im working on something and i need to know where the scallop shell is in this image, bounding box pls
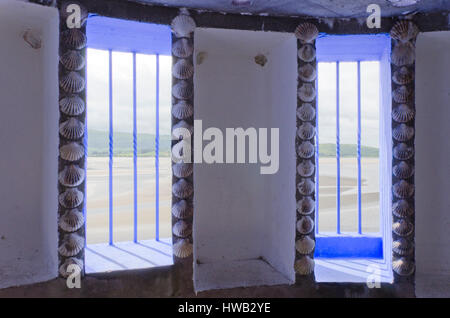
[297,122,316,140]
[59,188,84,208]
[196,51,207,65]
[296,196,315,215]
[59,164,85,187]
[294,256,314,275]
[173,100,193,120]
[60,50,85,71]
[173,220,192,238]
[172,199,193,219]
[393,238,413,256]
[392,42,415,66]
[298,44,316,62]
[393,161,414,179]
[393,180,414,199]
[393,124,414,142]
[60,95,85,116]
[59,257,84,278]
[296,216,314,234]
[393,200,414,218]
[393,143,414,160]
[392,67,414,85]
[59,118,85,140]
[297,179,315,196]
[173,59,194,80]
[393,257,415,276]
[392,104,415,123]
[390,21,419,43]
[173,238,193,258]
[23,29,41,49]
[60,71,85,93]
[392,85,412,104]
[297,103,316,121]
[61,29,87,50]
[298,64,317,82]
[296,236,315,254]
[171,140,191,163]
[298,83,316,102]
[59,208,84,232]
[297,141,315,159]
[172,120,193,140]
[294,23,319,43]
[254,54,268,67]
[60,142,84,162]
[171,14,196,38]
[172,80,193,100]
[393,219,414,237]
[173,179,193,199]
[172,38,194,58]
[297,160,315,177]
[173,162,193,178]
[58,233,84,257]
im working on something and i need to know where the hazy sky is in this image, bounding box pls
[318,61,380,148]
[87,49,380,148]
[87,48,173,136]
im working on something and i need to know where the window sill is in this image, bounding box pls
[85,238,173,274]
[315,257,393,283]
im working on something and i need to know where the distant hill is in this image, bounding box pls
[87,130,171,157]
[319,143,379,157]
[87,130,378,158]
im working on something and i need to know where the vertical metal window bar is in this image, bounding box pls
[315,74,319,234]
[336,61,341,234]
[317,61,368,236]
[133,52,138,243]
[106,52,162,245]
[155,54,160,242]
[357,61,362,235]
[84,83,89,248]
[108,49,114,245]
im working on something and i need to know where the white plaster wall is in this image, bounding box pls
[262,38,297,281]
[193,29,268,263]
[193,28,296,289]
[379,45,392,271]
[415,31,450,296]
[0,0,59,288]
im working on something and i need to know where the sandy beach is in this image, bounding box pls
[86,157,380,244]
[86,157,173,244]
[317,157,380,233]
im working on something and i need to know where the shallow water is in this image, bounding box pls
[85,157,380,244]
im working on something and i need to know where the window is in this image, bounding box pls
[84,16,173,273]
[316,61,381,238]
[313,35,393,283]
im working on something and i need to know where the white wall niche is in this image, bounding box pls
[415,31,450,297]
[193,28,297,292]
[0,0,59,289]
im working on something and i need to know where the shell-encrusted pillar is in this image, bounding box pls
[294,22,318,279]
[57,1,88,278]
[171,9,195,263]
[390,20,418,282]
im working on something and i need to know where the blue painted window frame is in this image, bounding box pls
[314,34,391,259]
[85,15,172,245]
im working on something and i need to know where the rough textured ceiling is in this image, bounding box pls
[130,0,449,18]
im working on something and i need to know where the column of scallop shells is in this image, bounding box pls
[171,9,195,262]
[294,22,318,277]
[390,20,418,281]
[57,2,88,278]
